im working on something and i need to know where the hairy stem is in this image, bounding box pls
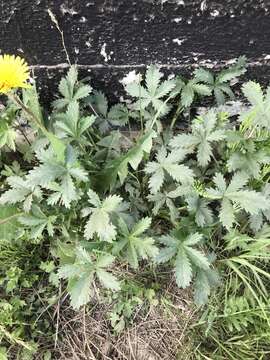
[8,93,46,133]
[170,103,184,130]
[0,212,23,225]
[8,93,66,162]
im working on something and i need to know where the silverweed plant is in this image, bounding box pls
[0,55,270,359]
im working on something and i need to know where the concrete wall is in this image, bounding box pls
[1,0,270,102]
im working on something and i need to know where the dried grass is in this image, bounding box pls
[53,278,196,360]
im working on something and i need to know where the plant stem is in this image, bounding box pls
[47,9,71,66]
[170,103,183,130]
[150,93,176,130]
[139,82,144,133]
[8,93,46,133]
[0,324,32,350]
[8,93,66,162]
[0,212,23,225]
[18,127,31,146]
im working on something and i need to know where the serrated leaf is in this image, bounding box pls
[192,57,246,105]
[18,205,56,239]
[84,209,116,242]
[186,195,213,227]
[156,245,177,263]
[96,130,156,191]
[102,195,122,213]
[68,274,93,309]
[148,167,164,193]
[227,150,269,179]
[0,123,16,151]
[175,246,192,288]
[131,217,152,237]
[249,185,270,232]
[206,172,268,229]
[156,79,176,98]
[125,65,175,118]
[185,247,209,270]
[58,247,119,309]
[212,173,227,193]
[242,82,263,106]
[108,104,129,126]
[83,192,122,242]
[73,85,92,101]
[240,81,270,129]
[217,57,246,84]
[146,65,163,95]
[53,65,82,110]
[181,84,194,107]
[165,163,194,184]
[194,68,214,84]
[192,84,211,96]
[96,269,120,290]
[96,254,115,268]
[157,231,210,289]
[229,191,268,215]
[226,172,249,193]
[184,232,203,246]
[170,111,225,167]
[27,148,87,208]
[55,101,95,142]
[214,88,226,105]
[0,176,42,212]
[66,66,78,90]
[126,82,147,98]
[23,81,44,123]
[145,146,193,194]
[114,217,158,269]
[58,78,70,100]
[194,268,219,306]
[169,133,198,149]
[87,189,101,207]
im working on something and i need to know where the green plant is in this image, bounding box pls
[1,58,270,358]
[58,247,120,309]
[113,217,158,269]
[204,172,268,229]
[54,101,96,144]
[108,281,158,333]
[194,56,247,105]
[88,90,129,133]
[157,230,210,288]
[52,66,92,111]
[125,64,176,117]
[82,190,123,242]
[170,110,226,167]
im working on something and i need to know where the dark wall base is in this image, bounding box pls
[1,0,270,102]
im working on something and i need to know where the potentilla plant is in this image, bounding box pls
[0,54,269,320]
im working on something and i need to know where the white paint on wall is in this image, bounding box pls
[173,17,182,23]
[120,70,142,86]
[173,38,186,46]
[85,40,91,48]
[161,0,184,4]
[60,4,78,16]
[100,43,113,62]
[210,10,220,17]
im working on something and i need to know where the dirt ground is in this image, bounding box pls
[55,279,196,360]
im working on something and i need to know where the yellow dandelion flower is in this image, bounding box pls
[0,54,31,93]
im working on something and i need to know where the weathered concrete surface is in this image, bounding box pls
[1,0,270,101]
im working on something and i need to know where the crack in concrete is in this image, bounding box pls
[30,59,270,71]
